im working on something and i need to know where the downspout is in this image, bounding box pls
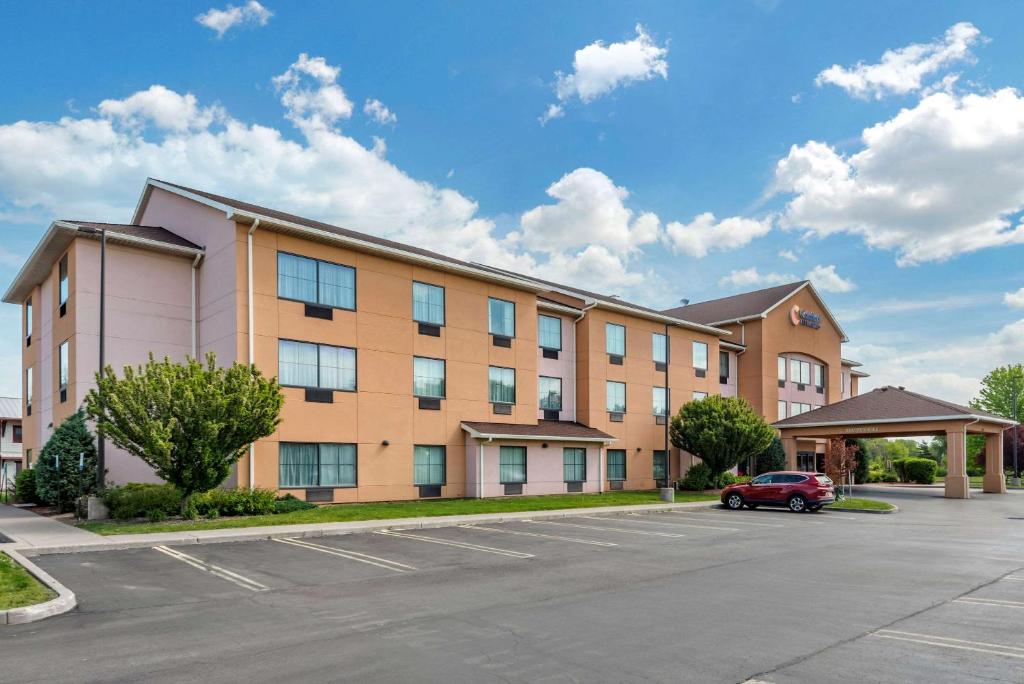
[246,219,260,490]
[572,302,597,423]
[664,322,670,484]
[190,254,202,358]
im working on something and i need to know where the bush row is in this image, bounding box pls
[100,483,316,521]
[892,457,938,485]
[677,463,738,491]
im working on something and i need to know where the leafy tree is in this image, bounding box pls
[35,410,98,511]
[670,395,774,479]
[970,364,1024,420]
[1004,426,1024,475]
[85,353,283,515]
[853,439,869,483]
[755,437,787,475]
[824,438,859,497]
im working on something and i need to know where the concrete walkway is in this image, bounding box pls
[1,500,720,556]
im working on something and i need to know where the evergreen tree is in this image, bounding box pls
[35,410,98,511]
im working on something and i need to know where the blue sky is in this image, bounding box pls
[1,0,1023,403]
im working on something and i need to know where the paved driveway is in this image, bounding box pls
[4,489,1024,683]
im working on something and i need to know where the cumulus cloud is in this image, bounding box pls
[805,264,855,293]
[196,0,272,38]
[838,294,988,322]
[778,249,799,262]
[773,88,1024,265]
[664,213,772,258]
[1005,287,1024,308]
[541,24,668,123]
[815,22,982,99]
[273,53,353,130]
[363,98,397,125]
[719,268,796,289]
[96,85,222,131]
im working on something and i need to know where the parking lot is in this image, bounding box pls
[5,488,1024,683]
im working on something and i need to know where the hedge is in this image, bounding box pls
[893,457,937,485]
[101,484,290,520]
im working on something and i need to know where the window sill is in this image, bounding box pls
[417,322,442,337]
[694,368,706,379]
[491,334,513,348]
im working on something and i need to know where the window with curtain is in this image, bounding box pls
[653,450,668,481]
[279,340,355,390]
[538,315,562,350]
[277,252,355,309]
[778,356,787,382]
[692,341,708,370]
[607,449,626,481]
[539,376,562,410]
[414,445,446,485]
[58,340,68,388]
[778,400,787,418]
[489,366,515,404]
[488,297,515,337]
[652,387,667,416]
[606,381,626,412]
[790,359,811,384]
[814,364,825,388]
[652,333,667,364]
[693,391,708,400]
[279,443,356,487]
[499,446,527,483]
[563,448,586,482]
[719,351,730,382]
[59,254,68,306]
[413,357,445,398]
[606,323,625,355]
[412,282,444,325]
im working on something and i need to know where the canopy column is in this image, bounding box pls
[983,431,1007,494]
[945,428,970,499]
[782,437,797,471]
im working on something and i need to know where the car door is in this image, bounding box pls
[746,474,777,502]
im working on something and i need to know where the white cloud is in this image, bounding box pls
[1005,287,1024,308]
[542,24,668,122]
[538,103,564,126]
[272,53,353,130]
[805,264,855,293]
[196,0,272,38]
[363,98,397,125]
[838,294,989,322]
[815,22,982,99]
[719,268,796,289]
[773,88,1024,265]
[97,85,222,131]
[778,249,798,262]
[664,213,772,258]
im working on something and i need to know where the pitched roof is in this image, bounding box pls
[0,397,20,419]
[461,420,616,442]
[63,222,202,250]
[773,386,1015,428]
[661,281,808,325]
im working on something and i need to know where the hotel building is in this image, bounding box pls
[4,179,864,502]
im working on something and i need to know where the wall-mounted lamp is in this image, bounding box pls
[381,440,390,446]
[541,443,549,449]
[636,447,642,452]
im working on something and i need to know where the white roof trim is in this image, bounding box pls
[774,414,1016,429]
[704,282,850,343]
[537,300,583,316]
[461,423,616,443]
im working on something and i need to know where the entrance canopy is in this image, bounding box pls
[773,386,1016,499]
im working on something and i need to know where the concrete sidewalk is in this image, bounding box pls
[3,500,720,556]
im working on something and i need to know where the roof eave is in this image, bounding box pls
[773,414,1017,429]
[460,423,617,443]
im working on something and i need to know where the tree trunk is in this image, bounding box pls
[180,492,191,518]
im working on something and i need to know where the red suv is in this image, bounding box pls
[721,471,835,513]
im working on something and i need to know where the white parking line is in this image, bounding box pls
[670,511,784,528]
[600,514,739,532]
[872,629,1024,659]
[955,597,1024,609]
[459,524,617,547]
[375,530,535,558]
[1000,575,1024,582]
[152,545,269,592]
[274,538,416,572]
[526,520,685,538]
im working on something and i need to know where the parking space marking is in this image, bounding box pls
[598,514,740,532]
[374,530,535,558]
[955,597,1024,609]
[152,545,269,592]
[526,520,685,538]
[459,524,617,547]
[273,538,416,572]
[872,629,1024,660]
[1000,575,1024,582]
[670,511,784,528]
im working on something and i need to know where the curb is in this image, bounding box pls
[828,504,899,515]
[1,549,76,625]
[16,500,719,556]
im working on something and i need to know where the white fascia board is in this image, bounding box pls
[773,414,1017,429]
[460,423,617,443]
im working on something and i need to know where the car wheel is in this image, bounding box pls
[788,495,807,513]
[725,493,744,510]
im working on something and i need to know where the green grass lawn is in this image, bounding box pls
[80,490,720,535]
[829,497,895,512]
[0,553,55,610]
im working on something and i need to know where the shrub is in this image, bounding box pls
[714,471,738,488]
[101,483,182,520]
[34,411,98,511]
[147,509,167,523]
[903,458,937,484]
[678,462,713,491]
[14,468,41,504]
[193,488,277,517]
[274,494,317,514]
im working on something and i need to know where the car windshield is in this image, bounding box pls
[815,475,833,485]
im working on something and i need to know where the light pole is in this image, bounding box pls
[77,226,106,490]
[1013,381,1020,487]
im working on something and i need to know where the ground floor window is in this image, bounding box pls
[797,451,822,473]
[279,443,357,487]
[500,446,527,483]
[563,448,586,482]
[413,445,446,485]
[607,449,626,481]
[653,450,668,481]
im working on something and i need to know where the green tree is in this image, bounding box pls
[670,395,774,479]
[34,410,98,511]
[755,437,787,475]
[84,353,283,515]
[970,364,1024,420]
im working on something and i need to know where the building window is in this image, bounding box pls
[12,425,22,444]
[719,351,730,383]
[58,254,69,310]
[279,443,356,488]
[413,357,445,398]
[653,450,668,481]
[607,449,626,481]
[652,333,667,364]
[778,400,787,418]
[606,381,626,413]
[538,315,562,350]
[412,282,445,325]
[790,359,811,385]
[791,402,812,416]
[25,367,32,412]
[279,340,356,391]
[652,387,667,416]
[539,376,562,411]
[277,252,355,310]
[841,372,846,393]
[814,364,825,389]
[25,449,32,468]
[25,297,31,341]
[499,446,527,484]
[563,448,586,482]
[58,340,69,398]
[488,297,515,337]
[692,341,708,370]
[414,445,446,486]
[693,391,708,401]
[778,357,787,384]
[606,323,626,356]
[489,366,515,404]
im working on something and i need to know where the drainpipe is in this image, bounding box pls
[664,322,670,484]
[246,219,260,490]
[190,254,202,358]
[571,302,597,423]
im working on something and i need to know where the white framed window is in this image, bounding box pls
[778,400,787,418]
[414,445,446,486]
[279,443,357,487]
[539,376,562,410]
[279,340,356,391]
[563,448,586,482]
[692,341,708,370]
[278,252,356,310]
[489,366,515,404]
[412,282,445,325]
[606,381,626,413]
[58,340,69,389]
[606,323,625,356]
[778,356,787,383]
[790,359,811,385]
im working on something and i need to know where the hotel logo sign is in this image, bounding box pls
[789,305,821,330]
